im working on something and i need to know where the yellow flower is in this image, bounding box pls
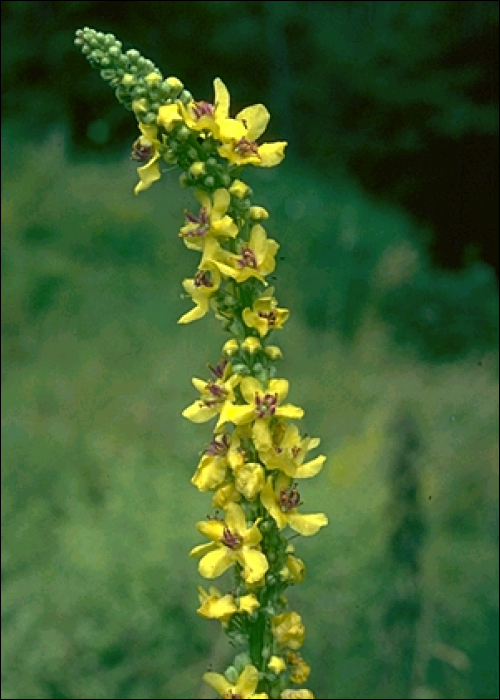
[201,225,279,285]
[218,377,304,448]
[268,655,286,675]
[271,611,305,650]
[284,652,311,684]
[234,461,265,500]
[190,502,269,584]
[229,179,251,199]
[131,122,163,194]
[261,474,328,536]
[242,294,289,337]
[180,77,230,138]
[178,266,222,324]
[212,481,241,509]
[203,664,268,699]
[259,422,326,479]
[281,690,314,699]
[191,432,245,492]
[179,189,239,252]
[182,371,241,425]
[215,90,287,168]
[280,553,306,584]
[197,586,259,622]
[197,585,238,622]
[157,102,184,131]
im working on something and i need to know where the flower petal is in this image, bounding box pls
[199,547,234,579]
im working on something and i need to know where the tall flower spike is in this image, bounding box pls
[75,29,328,699]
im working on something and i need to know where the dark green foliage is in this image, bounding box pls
[27,273,67,318]
[378,263,499,362]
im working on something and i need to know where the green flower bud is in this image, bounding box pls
[225,666,239,684]
[126,49,140,62]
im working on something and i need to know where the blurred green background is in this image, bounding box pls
[1,2,498,699]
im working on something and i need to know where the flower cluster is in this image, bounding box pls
[75,27,327,699]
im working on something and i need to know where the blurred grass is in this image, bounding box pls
[1,128,498,699]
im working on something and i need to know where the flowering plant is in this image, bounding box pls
[75,27,328,699]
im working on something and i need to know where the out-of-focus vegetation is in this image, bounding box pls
[2,2,499,699]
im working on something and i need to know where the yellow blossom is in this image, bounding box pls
[180,77,230,138]
[281,690,314,699]
[242,294,289,337]
[212,481,241,509]
[261,473,328,536]
[280,553,306,584]
[285,652,311,684]
[259,422,326,479]
[268,656,286,675]
[197,586,259,622]
[190,502,269,584]
[203,664,268,699]
[178,266,222,324]
[179,189,239,252]
[271,611,305,650]
[234,461,265,499]
[217,377,304,449]
[191,432,245,492]
[200,225,279,285]
[215,87,287,168]
[131,122,163,194]
[182,371,241,425]
[157,102,184,131]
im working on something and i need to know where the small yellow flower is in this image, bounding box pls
[197,585,238,622]
[261,473,328,536]
[216,93,287,168]
[268,655,286,675]
[280,553,306,584]
[281,690,314,699]
[271,611,305,650]
[203,664,268,699]
[178,266,222,324]
[234,461,265,500]
[201,225,279,285]
[179,189,239,252]
[157,102,184,131]
[242,294,289,337]
[191,432,244,492]
[259,422,326,479]
[180,77,230,138]
[190,502,269,584]
[285,652,311,684]
[182,371,241,425]
[197,586,259,622]
[212,481,241,509]
[131,122,163,194]
[217,377,304,448]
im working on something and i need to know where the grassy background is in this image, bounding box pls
[1,128,498,699]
